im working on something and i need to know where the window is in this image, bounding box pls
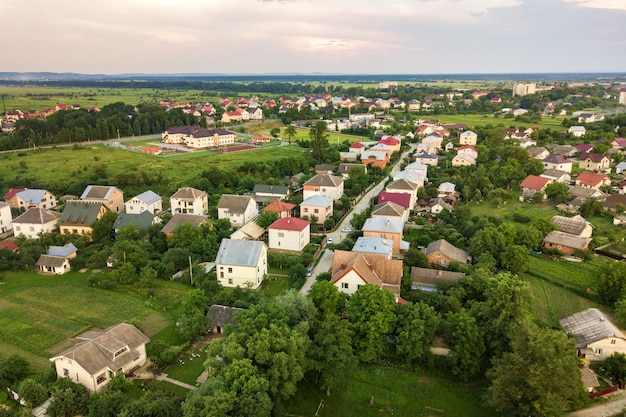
[15,226,20,231]
[114,347,128,358]
[220,272,224,278]
[595,348,603,355]
[341,282,349,289]
[314,209,319,214]
[228,267,233,273]
[278,232,284,238]
[63,368,69,377]
[96,372,107,384]
[228,278,233,285]
[441,259,447,265]
[611,339,616,344]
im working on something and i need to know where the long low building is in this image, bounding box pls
[162,126,237,149]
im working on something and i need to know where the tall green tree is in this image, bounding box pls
[395,302,440,363]
[284,125,296,144]
[309,121,329,162]
[446,309,485,381]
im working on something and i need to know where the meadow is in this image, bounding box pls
[435,113,567,131]
[0,270,189,372]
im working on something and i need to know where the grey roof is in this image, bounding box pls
[551,215,591,236]
[114,212,156,231]
[252,184,290,195]
[51,323,149,375]
[405,161,428,171]
[541,169,569,179]
[230,221,265,240]
[568,186,604,199]
[304,174,343,187]
[80,185,118,200]
[387,178,418,191]
[59,202,104,226]
[217,194,256,213]
[131,190,161,205]
[207,304,245,328]
[16,189,49,204]
[559,308,626,348]
[543,231,592,250]
[425,239,471,264]
[352,236,393,256]
[372,201,405,218]
[363,216,404,234]
[161,214,207,234]
[215,239,266,267]
[438,182,455,192]
[301,195,333,207]
[48,243,77,257]
[170,187,207,200]
[393,170,425,183]
[338,163,367,175]
[13,208,61,225]
[36,254,67,268]
[410,267,465,287]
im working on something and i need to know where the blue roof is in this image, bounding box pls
[363,216,404,234]
[48,243,77,258]
[301,195,333,207]
[16,189,47,204]
[352,237,393,255]
[132,190,161,205]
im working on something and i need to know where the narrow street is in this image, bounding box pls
[568,392,626,417]
[300,144,416,293]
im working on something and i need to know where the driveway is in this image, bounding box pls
[568,391,626,417]
[299,144,416,294]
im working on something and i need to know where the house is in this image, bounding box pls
[302,174,344,200]
[551,215,593,238]
[611,138,626,149]
[314,165,337,175]
[372,201,408,222]
[300,195,333,224]
[404,161,429,178]
[0,241,18,254]
[252,184,290,203]
[456,145,478,160]
[229,219,265,241]
[217,195,258,227]
[425,239,471,267]
[578,153,611,172]
[429,198,453,214]
[36,243,77,275]
[215,239,267,290]
[543,231,592,255]
[7,189,57,210]
[451,153,476,167]
[361,150,389,169]
[550,144,578,157]
[80,185,124,213]
[0,202,12,234]
[161,214,208,238]
[542,155,573,173]
[414,152,438,166]
[351,236,394,259]
[459,130,478,146]
[377,191,412,210]
[540,169,571,183]
[438,182,456,197]
[113,212,160,235]
[422,135,443,150]
[576,144,594,154]
[124,190,162,215]
[616,162,626,174]
[528,147,550,160]
[575,172,610,190]
[162,126,236,148]
[268,217,310,253]
[560,308,626,362]
[568,126,586,137]
[385,179,418,209]
[362,217,408,256]
[393,170,425,188]
[170,187,208,215]
[262,200,295,218]
[519,175,553,200]
[603,194,626,214]
[410,267,465,292]
[330,250,403,301]
[349,142,367,155]
[13,208,62,239]
[207,305,245,334]
[337,163,367,179]
[50,323,149,393]
[58,202,108,239]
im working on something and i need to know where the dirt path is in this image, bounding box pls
[568,391,626,417]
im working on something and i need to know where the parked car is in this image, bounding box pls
[306,267,313,277]
[327,237,333,244]
[341,227,352,233]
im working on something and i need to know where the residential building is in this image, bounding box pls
[330,250,403,301]
[80,185,124,213]
[551,215,593,238]
[361,150,389,169]
[429,198,453,214]
[414,152,438,166]
[543,231,592,255]
[377,191,412,210]
[459,130,478,146]
[268,217,310,253]
[542,155,573,173]
[0,202,12,234]
[372,201,408,222]
[393,170,425,188]
[262,200,295,218]
[385,178,418,209]
[451,153,476,167]
[577,153,611,172]
[519,175,552,200]
[161,214,208,238]
[217,195,258,227]
[124,190,162,215]
[215,239,267,290]
[162,126,236,148]
[300,195,333,224]
[528,147,550,160]
[207,305,245,334]
[362,217,408,256]
[512,82,537,96]
[560,308,626,362]
[170,187,208,215]
[410,267,465,292]
[425,239,471,267]
[36,243,77,275]
[59,202,108,239]
[540,169,571,183]
[50,323,150,393]
[575,172,610,190]
[113,212,160,235]
[404,161,428,178]
[302,174,344,200]
[252,184,290,204]
[568,126,586,137]
[337,163,367,179]
[13,208,61,239]
[7,189,57,210]
[351,236,394,259]
[603,194,626,214]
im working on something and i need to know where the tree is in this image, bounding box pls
[395,302,440,363]
[500,244,529,274]
[597,262,626,304]
[255,211,279,229]
[0,354,30,384]
[18,378,48,408]
[402,247,429,268]
[309,121,329,162]
[87,390,126,417]
[579,197,603,217]
[604,352,626,386]
[178,289,210,341]
[487,323,587,417]
[284,125,296,144]
[347,285,396,363]
[47,378,89,417]
[446,309,485,381]
[91,210,118,245]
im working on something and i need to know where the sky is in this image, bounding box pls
[3,0,626,75]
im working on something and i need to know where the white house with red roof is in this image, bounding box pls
[268,217,310,253]
[378,136,401,152]
[456,145,478,160]
[519,175,553,201]
[262,201,295,218]
[575,172,610,190]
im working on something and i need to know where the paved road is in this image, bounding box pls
[568,391,626,417]
[300,144,416,294]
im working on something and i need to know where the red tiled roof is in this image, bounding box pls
[349,142,366,149]
[377,191,411,208]
[3,188,25,201]
[0,241,19,253]
[576,144,594,152]
[519,175,551,190]
[379,137,400,146]
[263,201,296,213]
[576,171,608,187]
[268,217,310,231]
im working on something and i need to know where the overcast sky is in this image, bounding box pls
[4,0,625,75]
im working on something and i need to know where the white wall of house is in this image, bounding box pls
[125,198,162,215]
[584,338,626,362]
[269,228,310,252]
[218,200,258,227]
[171,197,207,215]
[303,183,344,201]
[0,203,12,234]
[217,252,267,290]
[13,220,57,239]
[334,270,367,296]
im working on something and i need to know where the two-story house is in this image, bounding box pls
[124,190,162,215]
[13,208,61,239]
[170,188,208,215]
[362,216,408,256]
[215,239,267,290]
[268,217,311,253]
[80,185,124,213]
[7,189,57,210]
[302,174,344,200]
[217,195,258,227]
[300,195,333,224]
[542,155,573,173]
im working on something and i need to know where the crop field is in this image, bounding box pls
[435,113,567,131]
[526,255,607,292]
[285,364,498,417]
[0,270,188,373]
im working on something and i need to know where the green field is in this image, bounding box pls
[284,364,498,417]
[0,270,188,372]
[435,113,567,131]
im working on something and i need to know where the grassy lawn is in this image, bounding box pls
[0,270,188,373]
[260,276,292,296]
[147,379,192,397]
[526,255,608,292]
[163,346,208,386]
[284,364,498,417]
[435,114,567,131]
